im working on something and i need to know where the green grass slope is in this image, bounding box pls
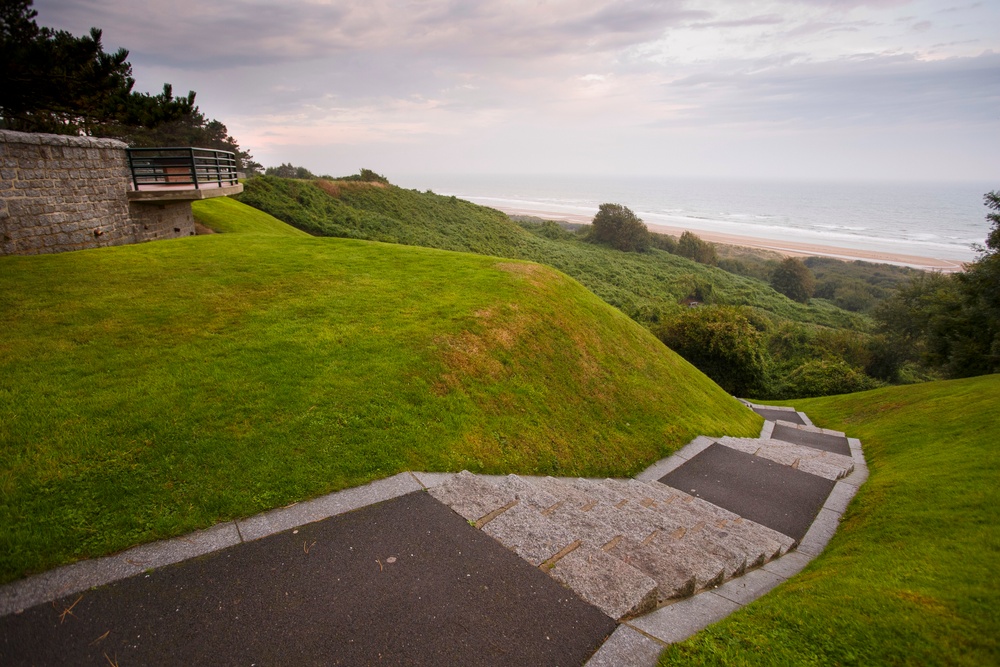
[192,196,309,236]
[0,218,761,583]
[660,375,1000,666]
[237,176,863,330]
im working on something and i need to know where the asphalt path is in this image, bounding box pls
[658,443,836,541]
[0,492,614,666]
[771,423,851,456]
[750,407,806,425]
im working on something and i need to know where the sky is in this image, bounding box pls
[34,0,1000,182]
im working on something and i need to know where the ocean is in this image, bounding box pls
[393,174,995,264]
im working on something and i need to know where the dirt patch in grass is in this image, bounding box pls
[435,302,531,391]
[315,180,388,199]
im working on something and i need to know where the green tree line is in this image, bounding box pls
[0,0,257,170]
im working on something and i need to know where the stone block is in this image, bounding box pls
[426,470,516,523]
[494,474,559,510]
[114,522,241,572]
[823,481,859,515]
[409,471,455,489]
[635,454,688,481]
[0,555,142,617]
[606,536,704,599]
[482,502,575,566]
[549,544,659,620]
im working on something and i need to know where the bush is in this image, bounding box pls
[865,334,906,383]
[780,359,882,398]
[338,168,390,184]
[654,306,771,397]
[265,163,315,179]
[590,203,651,252]
[676,231,718,265]
[517,218,575,241]
[650,232,678,253]
[771,257,815,303]
[833,280,877,312]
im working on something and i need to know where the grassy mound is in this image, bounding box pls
[0,204,761,583]
[192,196,309,236]
[237,176,863,330]
[660,374,1000,666]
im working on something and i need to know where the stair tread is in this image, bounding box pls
[548,544,659,621]
[720,437,854,480]
[427,470,515,523]
[481,501,575,566]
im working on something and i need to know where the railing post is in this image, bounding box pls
[189,147,199,189]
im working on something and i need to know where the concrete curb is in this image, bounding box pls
[588,415,867,666]
[634,435,715,481]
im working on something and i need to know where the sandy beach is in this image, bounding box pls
[498,205,966,273]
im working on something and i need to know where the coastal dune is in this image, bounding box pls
[498,205,965,273]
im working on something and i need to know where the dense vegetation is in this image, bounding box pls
[0,198,761,583]
[716,246,924,315]
[236,174,913,398]
[660,374,1000,666]
[873,191,1000,379]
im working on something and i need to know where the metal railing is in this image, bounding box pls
[126,147,239,190]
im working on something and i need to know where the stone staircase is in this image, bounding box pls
[429,470,796,620]
[428,414,857,623]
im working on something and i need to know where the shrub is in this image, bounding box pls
[650,232,678,253]
[771,257,815,303]
[590,203,651,253]
[265,163,315,179]
[833,280,877,312]
[339,168,390,184]
[676,231,718,265]
[654,306,772,397]
[780,359,882,398]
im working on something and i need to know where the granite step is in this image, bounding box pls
[547,544,659,620]
[428,471,801,620]
[768,421,852,457]
[606,479,796,558]
[426,470,516,524]
[519,476,767,574]
[561,478,768,574]
[413,472,661,621]
[480,501,575,566]
[719,436,855,480]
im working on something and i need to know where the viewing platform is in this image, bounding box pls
[126,147,243,202]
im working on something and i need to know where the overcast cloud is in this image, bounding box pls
[34,0,1000,181]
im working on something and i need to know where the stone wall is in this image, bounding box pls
[130,201,196,243]
[0,129,196,256]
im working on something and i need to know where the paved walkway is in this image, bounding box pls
[0,404,868,666]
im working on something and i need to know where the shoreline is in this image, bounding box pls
[498,205,966,273]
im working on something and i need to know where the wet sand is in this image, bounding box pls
[499,205,965,273]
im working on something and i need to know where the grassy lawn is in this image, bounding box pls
[659,374,1000,666]
[0,201,761,583]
